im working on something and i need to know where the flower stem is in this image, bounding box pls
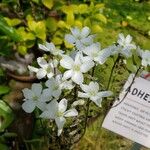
[112,65,141,108]
[106,55,120,90]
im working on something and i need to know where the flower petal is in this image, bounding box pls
[91,97,102,107]
[89,82,99,92]
[52,89,61,99]
[36,69,47,79]
[39,110,52,119]
[126,35,132,44]
[58,98,67,113]
[46,42,55,51]
[22,88,33,99]
[47,72,54,79]
[80,60,94,73]
[72,72,83,85]
[81,26,90,38]
[83,43,100,57]
[43,100,58,119]
[60,55,74,69]
[71,27,80,38]
[55,117,66,136]
[65,34,76,44]
[80,84,91,93]
[63,70,73,80]
[64,108,78,117]
[39,43,49,51]
[78,91,89,98]
[36,101,46,111]
[97,91,113,98]
[22,100,36,113]
[57,129,63,136]
[121,47,132,58]
[31,83,42,96]
[45,78,55,88]
[28,66,38,73]
[37,57,48,68]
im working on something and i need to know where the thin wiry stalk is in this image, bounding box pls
[106,55,120,90]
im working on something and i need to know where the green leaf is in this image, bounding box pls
[94,14,107,24]
[74,20,82,28]
[66,13,74,26]
[18,45,27,55]
[126,58,137,73]
[0,16,21,42]
[95,3,105,9]
[28,20,46,41]
[0,143,9,150]
[17,27,35,41]
[0,86,10,95]
[42,0,53,9]
[78,4,88,14]
[46,17,57,32]
[0,100,14,132]
[52,37,63,45]
[84,18,91,27]
[92,24,103,33]
[4,17,21,26]
[57,21,69,29]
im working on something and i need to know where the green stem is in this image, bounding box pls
[112,65,141,108]
[106,55,120,90]
[75,65,96,142]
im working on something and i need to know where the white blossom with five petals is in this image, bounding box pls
[40,99,78,136]
[60,53,94,84]
[43,77,62,99]
[39,42,64,56]
[78,81,113,107]
[28,57,57,79]
[65,26,94,50]
[137,47,150,67]
[116,33,136,57]
[82,43,109,64]
[22,83,50,113]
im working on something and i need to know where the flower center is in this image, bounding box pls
[89,91,96,96]
[33,95,38,101]
[53,85,59,91]
[92,52,98,58]
[56,111,63,117]
[73,64,80,72]
[46,66,51,73]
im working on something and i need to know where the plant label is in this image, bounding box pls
[102,74,150,148]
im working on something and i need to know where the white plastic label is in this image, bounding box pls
[102,74,150,148]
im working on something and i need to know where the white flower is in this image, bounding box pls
[43,77,62,99]
[28,57,57,79]
[60,53,94,84]
[39,42,64,56]
[116,33,136,57]
[141,50,150,66]
[22,83,49,113]
[104,44,132,58]
[78,81,113,107]
[40,99,78,136]
[65,26,94,50]
[56,74,75,90]
[137,47,150,67]
[82,43,109,64]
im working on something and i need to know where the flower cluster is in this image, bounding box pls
[22,26,150,136]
